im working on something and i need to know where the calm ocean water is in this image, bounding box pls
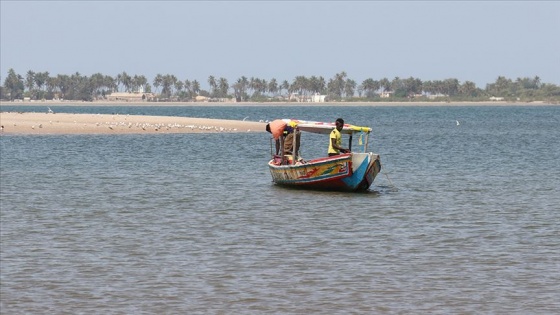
[1,105,559,314]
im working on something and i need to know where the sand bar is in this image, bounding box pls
[0,112,267,135]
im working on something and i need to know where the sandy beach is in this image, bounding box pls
[0,112,266,135]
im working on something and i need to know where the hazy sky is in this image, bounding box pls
[1,1,559,89]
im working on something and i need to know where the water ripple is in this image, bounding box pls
[1,106,559,313]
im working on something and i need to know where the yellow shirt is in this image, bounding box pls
[328,128,341,154]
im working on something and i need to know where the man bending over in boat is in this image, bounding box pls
[266,119,301,157]
[328,118,350,156]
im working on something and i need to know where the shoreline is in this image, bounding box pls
[0,112,266,135]
[1,100,556,107]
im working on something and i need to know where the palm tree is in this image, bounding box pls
[443,78,460,96]
[360,78,380,98]
[119,71,132,92]
[33,71,50,99]
[422,80,434,95]
[104,75,116,93]
[232,80,242,102]
[533,76,541,89]
[192,80,200,96]
[57,74,71,99]
[309,76,326,94]
[134,75,148,92]
[379,77,391,96]
[290,76,309,100]
[250,78,267,97]
[69,72,90,101]
[489,76,511,96]
[403,77,422,97]
[280,80,289,97]
[3,68,24,100]
[174,80,184,98]
[344,79,356,98]
[218,77,229,98]
[46,75,59,97]
[90,73,104,99]
[153,74,163,94]
[34,71,49,93]
[184,79,192,99]
[234,76,249,101]
[25,70,35,97]
[241,76,249,99]
[268,78,278,96]
[249,77,258,97]
[161,74,178,98]
[328,71,347,98]
[459,81,477,97]
[258,78,268,95]
[208,75,217,97]
[390,77,402,95]
[116,73,122,92]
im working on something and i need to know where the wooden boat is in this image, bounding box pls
[268,119,381,192]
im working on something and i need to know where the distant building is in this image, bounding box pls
[311,93,326,102]
[106,92,153,102]
[380,91,393,98]
[290,92,326,102]
[427,93,448,100]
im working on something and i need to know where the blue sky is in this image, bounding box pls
[1,1,559,89]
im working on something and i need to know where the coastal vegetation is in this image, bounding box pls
[2,69,559,103]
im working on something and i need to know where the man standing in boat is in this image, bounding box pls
[266,119,300,157]
[328,118,350,156]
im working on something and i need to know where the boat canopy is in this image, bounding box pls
[281,119,372,135]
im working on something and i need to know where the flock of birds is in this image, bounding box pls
[19,121,243,132]
[100,120,240,132]
[11,110,246,133]
[99,114,245,132]
[20,121,244,132]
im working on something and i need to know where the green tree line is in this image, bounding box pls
[2,69,559,103]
